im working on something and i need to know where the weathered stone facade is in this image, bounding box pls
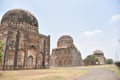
[93,50,106,65]
[0,9,50,70]
[51,35,83,67]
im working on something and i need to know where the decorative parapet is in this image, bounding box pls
[1,21,38,34]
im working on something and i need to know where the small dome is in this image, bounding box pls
[57,35,74,48]
[1,9,38,27]
[93,50,104,55]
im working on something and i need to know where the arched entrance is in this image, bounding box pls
[27,46,36,69]
[68,59,72,66]
[58,60,62,67]
[17,49,25,69]
[64,60,67,66]
[45,55,49,66]
[27,56,33,69]
[37,53,42,68]
[7,49,15,69]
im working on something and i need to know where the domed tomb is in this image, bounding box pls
[1,9,38,32]
[93,49,106,65]
[0,9,50,70]
[57,35,74,48]
[93,50,104,56]
[51,35,83,67]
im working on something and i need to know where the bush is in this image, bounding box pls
[84,55,99,65]
[106,59,113,64]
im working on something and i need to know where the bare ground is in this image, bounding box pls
[76,68,120,80]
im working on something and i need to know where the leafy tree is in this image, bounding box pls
[95,58,99,62]
[85,55,98,62]
[84,55,99,65]
[106,59,113,64]
[0,40,3,62]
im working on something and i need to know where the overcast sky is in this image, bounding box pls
[0,0,120,61]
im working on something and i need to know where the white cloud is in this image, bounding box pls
[83,30,102,37]
[109,14,120,24]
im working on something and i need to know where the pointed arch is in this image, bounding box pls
[27,55,33,69]
[27,45,37,68]
[58,60,62,67]
[37,53,42,66]
[28,45,36,57]
[45,55,49,65]
[17,49,25,66]
[68,59,72,65]
[7,49,15,66]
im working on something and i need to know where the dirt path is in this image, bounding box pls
[76,68,120,80]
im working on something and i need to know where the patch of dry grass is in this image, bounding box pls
[0,67,87,80]
[80,64,120,78]
[101,64,120,78]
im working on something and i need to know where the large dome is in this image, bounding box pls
[1,9,38,27]
[93,50,104,55]
[57,35,74,48]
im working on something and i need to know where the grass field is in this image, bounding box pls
[0,64,119,80]
[0,67,87,80]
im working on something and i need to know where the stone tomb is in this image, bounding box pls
[93,50,106,65]
[51,35,83,67]
[0,9,50,70]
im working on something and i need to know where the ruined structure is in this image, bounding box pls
[93,50,106,65]
[0,9,50,70]
[51,35,83,67]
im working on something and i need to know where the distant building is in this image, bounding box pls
[93,50,106,65]
[51,35,83,67]
[0,9,50,70]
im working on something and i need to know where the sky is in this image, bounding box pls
[0,0,120,61]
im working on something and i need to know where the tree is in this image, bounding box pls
[106,59,113,64]
[85,55,98,62]
[84,55,99,65]
[0,40,3,62]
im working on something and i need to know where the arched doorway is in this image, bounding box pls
[27,46,36,69]
[45,55,49,66]
[64,60,67,66]
[17,49,25,69]
[7,49,15,69]
[68,59,72,66]
[37,53,42,68]
[58,60,62,67]
[27,56,33,69]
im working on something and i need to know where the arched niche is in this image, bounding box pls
[45,55,49,65]
[27,45,36,68]
[58,60,62,67]
[37,53,42,66]
[7,49,15,66]
[68,59,72,65]
[17,49,25,66]
[27,55,33,68]
[64,60,67,66]
[28,46,36,58]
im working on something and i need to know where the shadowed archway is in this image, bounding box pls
[58,60,62,67]
[7,49,15,69]
[27,46,36,69]
[27,56,33,69]
[17,49,25,69]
